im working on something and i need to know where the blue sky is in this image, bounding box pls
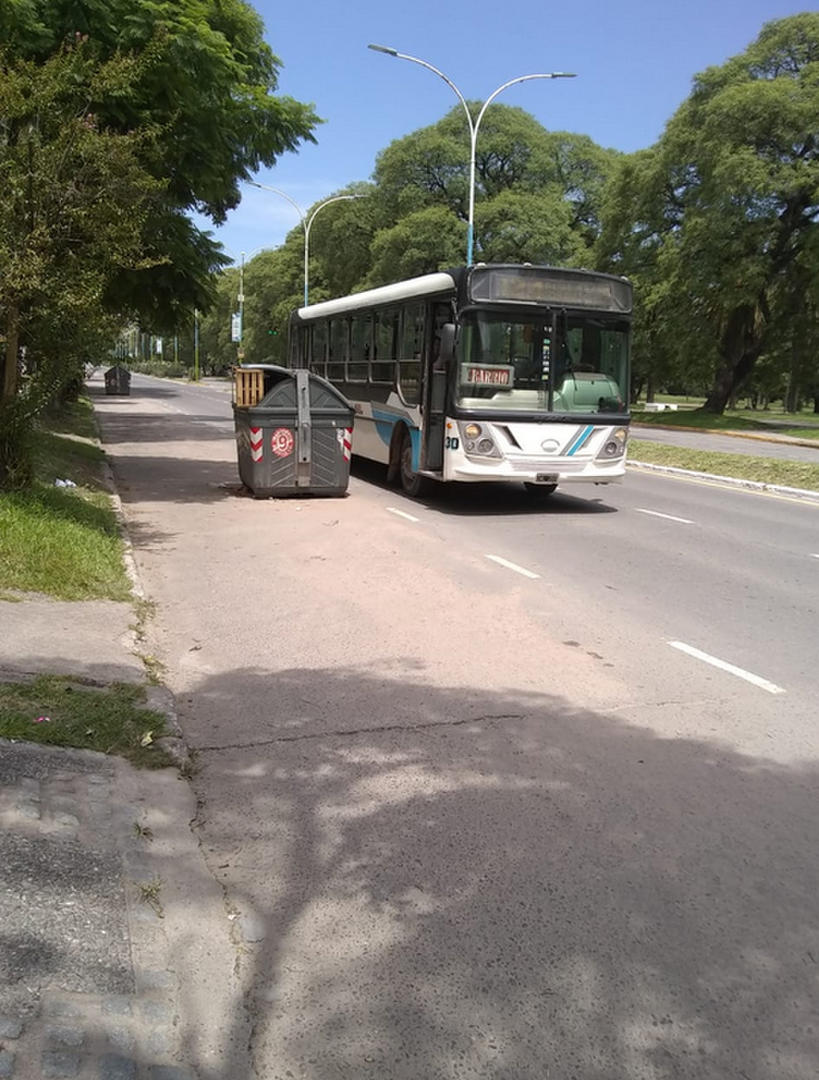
[205,0,807,263]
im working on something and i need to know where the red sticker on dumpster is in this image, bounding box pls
[271,428,295,458]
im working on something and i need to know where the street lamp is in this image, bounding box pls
[368,44,576,265]
[236,247,264,362]
[247,182,364,305]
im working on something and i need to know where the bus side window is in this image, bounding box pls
[398,302,424,405]
[312,322,328,377]
[372,309,397,385]
[348,314,370,382]
[327,317,347,383]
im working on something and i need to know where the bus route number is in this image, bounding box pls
[446,436,460,450]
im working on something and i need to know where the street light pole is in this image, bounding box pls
[248,182,363,305]
[368,45,576,265]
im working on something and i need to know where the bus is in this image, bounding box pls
[288,263,632,497]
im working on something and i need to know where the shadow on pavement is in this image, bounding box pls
[351,458,620,516]
[170,663,819,1080]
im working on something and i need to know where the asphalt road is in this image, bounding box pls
[94,374,819,1080]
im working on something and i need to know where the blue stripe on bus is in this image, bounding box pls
[372,409,397,448]
[372,409,420,470]
[566,425,595,456]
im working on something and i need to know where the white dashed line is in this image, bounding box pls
[811,553,819,559]
[485,555,540,580]
[668,641,786,695]
[386,507,420,523]
[635,508,695,525]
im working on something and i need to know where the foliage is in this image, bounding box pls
[0,41,162,486]
[0,1,319,488]
[600,13,819,413]
[373,105,617,264]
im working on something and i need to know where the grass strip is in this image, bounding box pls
[632,409,819,441]
[629,439,819,492]
[0,399,131,600]
[0,675,174,768]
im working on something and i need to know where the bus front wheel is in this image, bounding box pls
[399,427,430,498]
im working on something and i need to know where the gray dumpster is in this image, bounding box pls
[233,366,354,497]
[104,365,131,395]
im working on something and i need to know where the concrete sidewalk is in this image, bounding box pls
[0,598,238,1079]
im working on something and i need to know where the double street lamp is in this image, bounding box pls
[368,45,576,265]
[248,181,363,306]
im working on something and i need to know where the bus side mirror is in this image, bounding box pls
[438,323,456,365]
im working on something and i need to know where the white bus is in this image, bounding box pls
[289,263,632,497]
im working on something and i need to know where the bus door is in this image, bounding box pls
[421,302,453,472]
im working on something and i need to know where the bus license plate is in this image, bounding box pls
[535,473,558,483]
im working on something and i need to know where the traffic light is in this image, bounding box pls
[267,327,279,336]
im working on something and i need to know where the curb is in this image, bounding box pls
[95,432,194,773]
[631,422,819,450]
[627,459,819,503]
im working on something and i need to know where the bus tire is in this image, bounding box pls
[399,426,430,498]
[524,482,558,498]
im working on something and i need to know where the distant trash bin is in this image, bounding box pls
[232,365,354,497]
[104,365,131,395]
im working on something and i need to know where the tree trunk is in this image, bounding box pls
[2,301,20,404]
[701,303,763,414]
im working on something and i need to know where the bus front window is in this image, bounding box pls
[456,314,551,411]
[456,312,628,414]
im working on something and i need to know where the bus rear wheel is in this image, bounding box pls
[524,482,558,498]
[399,427,430,498]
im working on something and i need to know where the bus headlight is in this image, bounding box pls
[458,421,502,458]
[596,427,627,459]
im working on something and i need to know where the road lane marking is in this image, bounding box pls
[635,508,695,524]
[486,554,540,579]
[811,553,819,559]
[668,641,786,695]
[386,507,420,523]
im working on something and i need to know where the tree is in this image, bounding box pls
[0,43,161,487]
[599,13,819,413]
[366,207,465,287]
[0,1,319,486]
[3,0,320,328]
[373,105,615,267]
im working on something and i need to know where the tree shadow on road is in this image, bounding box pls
[170,663,819,1080]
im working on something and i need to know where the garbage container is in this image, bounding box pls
[104,365,131,395]
[233,365,354,497]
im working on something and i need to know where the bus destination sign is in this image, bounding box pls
[463,366,512,386]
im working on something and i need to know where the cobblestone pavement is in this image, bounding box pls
[0,739,233,1080]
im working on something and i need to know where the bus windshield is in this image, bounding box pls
[456,311,629,415]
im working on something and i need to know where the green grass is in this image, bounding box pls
[0,401,131,600]
[0,675,174,768]
[629,439,819,491]
[632,398,819,440]
[630,409,819,438]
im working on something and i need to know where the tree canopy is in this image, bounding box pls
[0,0,319,487]
[599,12,819,412]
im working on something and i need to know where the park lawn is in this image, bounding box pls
[629,439,819,491]
[0,398,131,600]
[632,403,819,441]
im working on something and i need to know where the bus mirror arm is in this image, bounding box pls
[438,323,457,366]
